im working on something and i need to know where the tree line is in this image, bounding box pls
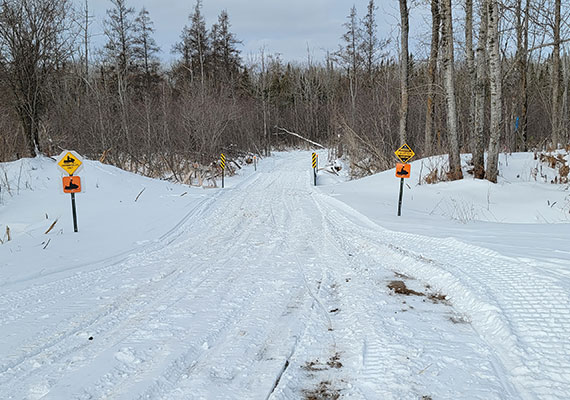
[0,0,568,182]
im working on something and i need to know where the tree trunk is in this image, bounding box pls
[552,0,562,149]
[424,0,440,156]
[399,0,409,145]
[515,0,529,151]
[19,108,40,157]
[486,0,502,182]
[473,0,488,179]
[465,0,476,156]
[441,0,462,180]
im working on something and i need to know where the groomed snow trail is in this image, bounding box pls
[0,152,567,399]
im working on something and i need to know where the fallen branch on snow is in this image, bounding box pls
[274,127,325,149]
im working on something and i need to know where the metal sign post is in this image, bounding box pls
[312,153,318,186]
[397,177,405,217]
[71,192,78,232]
[220,153,226,188]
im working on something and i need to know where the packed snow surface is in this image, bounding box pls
[0,151,569,399]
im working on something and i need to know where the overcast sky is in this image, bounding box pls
[84,0,428,65]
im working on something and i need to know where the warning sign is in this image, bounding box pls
[57,150,83,175]
[395,163,411,178]
[220,153,226,170]
[312,152,317,169]
[394,144,415,164]
[62,176,81,193]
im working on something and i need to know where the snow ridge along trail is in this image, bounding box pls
[0,151,568,399]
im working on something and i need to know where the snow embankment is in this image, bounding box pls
[0,157,217,286]
[320,151,570,263]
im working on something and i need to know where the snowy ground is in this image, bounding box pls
[0,151,569,399]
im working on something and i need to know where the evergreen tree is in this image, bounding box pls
[337,5,363,122]
[338,5,363,75]
[210,9,242,83]
[133,7,160,87]
[360,0,383,80]
[103,0,136,77]
[174,0,209,85]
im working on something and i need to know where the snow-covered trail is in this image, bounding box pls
[0,152,568,399]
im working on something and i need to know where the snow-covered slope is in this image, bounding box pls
[0,157,227,285]
[321,152,570,263]
[0,151,568,399]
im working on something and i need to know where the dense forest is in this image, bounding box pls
[0,0,569,182]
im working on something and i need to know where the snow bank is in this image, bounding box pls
[0,156,214,286]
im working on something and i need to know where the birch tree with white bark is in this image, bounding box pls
[485,0,502,182]
[441,0,463,180]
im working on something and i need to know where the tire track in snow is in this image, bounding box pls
[0,172,272,399]
[317,191,568,399]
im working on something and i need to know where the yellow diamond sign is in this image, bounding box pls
[395,143,415,164]
[57,150,83,175]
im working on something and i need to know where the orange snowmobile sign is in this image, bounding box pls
[395,163,411,178]
[62,176,82,193]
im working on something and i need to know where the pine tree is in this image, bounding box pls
[338,5,363,76]
[210,9,242,83]
[103,0,135,77]
[133,7,160,88]
[338,5,363,123]
[360,0,386,81]
[174,0,209,86]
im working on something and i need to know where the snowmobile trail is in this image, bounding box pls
[0,151,568,399]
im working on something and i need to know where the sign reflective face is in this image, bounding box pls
[62,176,82,193]
[395,163,411,178]
[394,144,415,164]
[57,151,83,175]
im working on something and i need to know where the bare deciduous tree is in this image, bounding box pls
[473,0,489,179]
[486,0,502,182]
[399,0,409,145]
[0,0,74,156]
[425,0,440,156]
[441,0,462,180]
[552,0,562,148]
[465,0,476,155]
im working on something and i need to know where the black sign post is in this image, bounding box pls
[71,191,78,232]
[397,177,404,217]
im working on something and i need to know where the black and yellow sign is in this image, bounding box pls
[394,144,415,164]
[220,153,226,170]
[395,163,411,178]
[312,152,317,169]
[56,150,83,175]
